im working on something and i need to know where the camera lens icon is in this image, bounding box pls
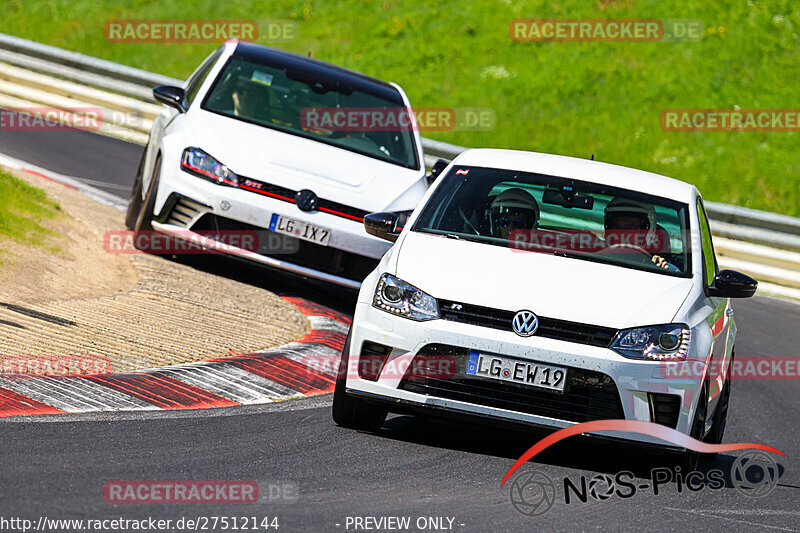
[588,473,615,501]
[731,450,780,498]
[509,470,556,517]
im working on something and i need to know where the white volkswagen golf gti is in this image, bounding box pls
[333,148,757,466]
[126,40,428,289]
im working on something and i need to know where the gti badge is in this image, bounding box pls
[295,189,319,212]
[512,310,539,337]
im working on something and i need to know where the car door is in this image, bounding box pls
[697,198,732,424]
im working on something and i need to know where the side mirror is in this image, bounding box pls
[708,269,758,298]
[364,212,400,242]
[153,85,187,112]
[425,159,449,184]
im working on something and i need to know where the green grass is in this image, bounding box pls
[0,170,61,252]
[1,0,798,216]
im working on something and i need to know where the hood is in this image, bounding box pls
[183,110,426,212]
[394,233,694,330]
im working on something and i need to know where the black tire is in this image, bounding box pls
[331,329,387,431]
[680,381,708,472]
[706,350,734,456]
[124,148,147,230]
[133,154,161,234]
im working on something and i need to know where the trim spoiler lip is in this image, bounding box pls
[346,388,685,452]
[151,221,363,290]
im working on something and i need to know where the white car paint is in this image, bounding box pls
[345,148,740,448]
[137,41,428,289]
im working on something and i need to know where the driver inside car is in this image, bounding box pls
[603,197,677,271]
[229,79,272,122]
[488,187,540,241]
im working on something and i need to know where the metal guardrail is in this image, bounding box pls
[0,33,181,88]
[0,32,797,298]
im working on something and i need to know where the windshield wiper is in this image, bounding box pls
[443,233,490,244]
[551,248,583,259]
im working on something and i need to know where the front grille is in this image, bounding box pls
[238,175,369,221]
[191,214,377,282]
[649,393,681,429]
[399,345,624,423]
[438,299,618,348]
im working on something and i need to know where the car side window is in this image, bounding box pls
[184,48,223,108]
[697,198,718,287]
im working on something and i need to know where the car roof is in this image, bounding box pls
[453,148,697,204]
[231,41,403,104]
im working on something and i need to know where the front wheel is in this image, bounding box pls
[124,148,147,230]
[680,381,708,471]
[133,154,161,234]
[331,329,387,431]
[706,350,734,456]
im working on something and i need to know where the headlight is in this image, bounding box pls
[372,274,439,321]
[610,324,690,361]
[180,147,238,186]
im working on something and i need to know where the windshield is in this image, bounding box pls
[412,166,692,277]
[202,57,418,168]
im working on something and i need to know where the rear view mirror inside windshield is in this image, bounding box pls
[542,187,594,209]
[285,68,354,95]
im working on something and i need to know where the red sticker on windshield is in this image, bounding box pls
[456,169,469,175]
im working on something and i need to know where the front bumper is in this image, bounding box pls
[346,301,705,448]
[151,164,393,289]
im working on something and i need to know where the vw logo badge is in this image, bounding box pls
[295,189,319,212]
[512,310,539,337]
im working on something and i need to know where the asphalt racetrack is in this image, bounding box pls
[0,129,798,532]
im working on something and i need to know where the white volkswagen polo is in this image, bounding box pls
[126,40,428,289]
[333,148,757,467]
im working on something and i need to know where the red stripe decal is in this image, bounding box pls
[230,355,335,394]
[239,184,296,203]
[180,162,236,186]
[85,374,237,410]
[711,313,725,336]
[0,386,64,417]
[317,207,363,222]
[235,184,363,224]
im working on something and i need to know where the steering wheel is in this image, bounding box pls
[458,208,481,235]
